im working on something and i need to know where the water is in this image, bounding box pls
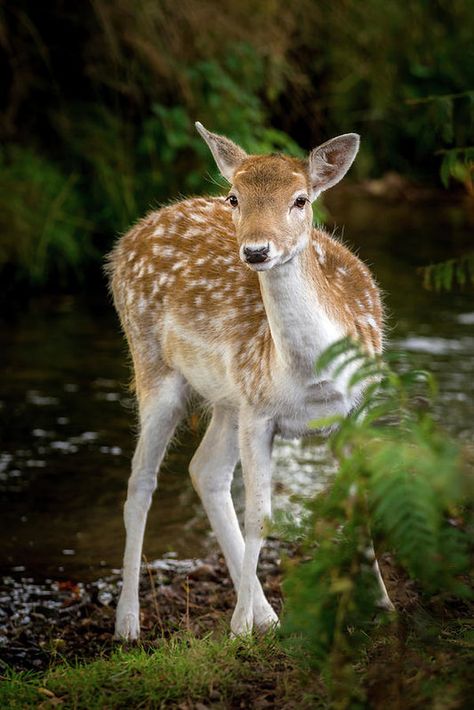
[1,194,472,582]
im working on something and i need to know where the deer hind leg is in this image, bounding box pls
[115,370,188,640]
[189,406,277,633]
[368,542,395,611]
[230,410,276,637]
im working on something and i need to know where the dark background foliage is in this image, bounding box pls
[0,0,472,286]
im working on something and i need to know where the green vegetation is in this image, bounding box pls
[0,146,93,287]
[1,0,472,287]
[279,340,473,707]
[0,634,321,709]
[421,252,474,291]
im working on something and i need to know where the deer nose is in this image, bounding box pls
[243,245,270,264]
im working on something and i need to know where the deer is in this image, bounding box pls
[107,122,394,641]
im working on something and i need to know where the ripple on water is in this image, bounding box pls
[394,335,474,354]
[26,391,60,406]
[456,312,474,325]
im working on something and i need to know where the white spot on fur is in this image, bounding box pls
[161,246,176,259]
[190,213,206,224]
[314,243,326,265]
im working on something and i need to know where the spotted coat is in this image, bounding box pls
[107,195,382,408]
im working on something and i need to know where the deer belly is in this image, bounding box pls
[163,326,238,404]
[274,381,349,439]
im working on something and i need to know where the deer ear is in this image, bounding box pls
[308,133,360,200]
[195,122,248,182]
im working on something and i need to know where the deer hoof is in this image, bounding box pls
[230,605,254,638]
[376,595,395,613]
[253,604,279,633]
[115,611,140,641]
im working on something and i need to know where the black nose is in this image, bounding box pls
[243,245,270,264]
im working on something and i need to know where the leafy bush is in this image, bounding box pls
[0,147,92,286]
[53,48,305,237]
[309,1,474,181]
[280,340,473,704]
[438,144,474,196]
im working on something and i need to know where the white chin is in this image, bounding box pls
[243,256,280,272]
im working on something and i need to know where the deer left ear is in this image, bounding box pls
[308,133,360,200]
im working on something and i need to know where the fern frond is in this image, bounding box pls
[420,253,474,292]
[279,337,473,687]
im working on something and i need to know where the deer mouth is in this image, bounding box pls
[243,255,280,272]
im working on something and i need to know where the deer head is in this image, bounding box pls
[196,122,359,271]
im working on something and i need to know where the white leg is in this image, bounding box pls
[369,543,395,611]
[115,372,187,640]
[189,407,277,631]
[231,411,274,637]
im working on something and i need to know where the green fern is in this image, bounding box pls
[420,254,474,292]
[279,339,473,703]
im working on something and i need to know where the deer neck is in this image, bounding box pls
[258,240,342,376]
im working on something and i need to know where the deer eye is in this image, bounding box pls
[294,196,308,209]
[227,195,238,208]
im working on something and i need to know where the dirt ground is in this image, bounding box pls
[1,542,473,710]
[0,540,286,672]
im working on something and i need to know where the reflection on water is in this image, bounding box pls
[0,195,473,581]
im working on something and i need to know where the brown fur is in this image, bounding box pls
[108,186,382,404]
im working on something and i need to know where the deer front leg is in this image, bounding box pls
[231,412,275,637]
[189,406,277,631]
[115,373,187,641]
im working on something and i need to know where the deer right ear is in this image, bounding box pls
[195,122,248,182]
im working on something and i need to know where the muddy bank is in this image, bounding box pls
[0,541,287,671]
[0,535,422,675]
[2,544,473,710]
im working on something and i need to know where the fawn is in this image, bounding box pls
[107,123,393,640]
